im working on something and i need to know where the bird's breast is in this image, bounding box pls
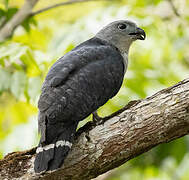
[121,52,128,74]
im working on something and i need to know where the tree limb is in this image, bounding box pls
[167,0,180,17]
[0,0,102,42]
[0,78,189,180]
[0,0,39,42]
[31,0,100,16]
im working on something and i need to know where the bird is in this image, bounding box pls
[34,20,146,173]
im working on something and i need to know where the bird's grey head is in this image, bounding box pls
[96,20,146,54]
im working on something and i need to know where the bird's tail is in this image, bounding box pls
[34,123,77,173]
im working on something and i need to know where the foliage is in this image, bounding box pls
[0,0,189,179]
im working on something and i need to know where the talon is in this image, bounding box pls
[92,111,103,123]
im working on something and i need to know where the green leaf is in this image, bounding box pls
[0,9,5,19]
[28,77,41,101]
[21,17,37,32]
[4,0,9,9]
[6,7,18,21]
[21,18,31,32]
[0,43,27,62]
[0,68,11,91]
[10,71,27,99]
[20,48,41,76]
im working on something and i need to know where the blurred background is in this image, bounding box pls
[0,0,189,179]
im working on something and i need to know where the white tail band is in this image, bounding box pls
[36,140,72,154]
[56,140,72,148]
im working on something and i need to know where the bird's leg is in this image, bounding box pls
[92,110,103,123]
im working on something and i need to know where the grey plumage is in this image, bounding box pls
[34,20,146,173]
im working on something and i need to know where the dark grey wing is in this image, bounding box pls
[37,53,78,142]
[45,56,76,87]
[38,38,124,144]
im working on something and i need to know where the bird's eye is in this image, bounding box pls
[118,23,127,30]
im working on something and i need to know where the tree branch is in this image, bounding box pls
[0,0,101,42]
[167,0,180,17]
[0,0,39,42]
[0,78,189,180]
[31,0,99,16]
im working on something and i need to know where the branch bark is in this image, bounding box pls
[0,78,189,180]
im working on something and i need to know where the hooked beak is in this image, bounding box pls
[129,27,146,40]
